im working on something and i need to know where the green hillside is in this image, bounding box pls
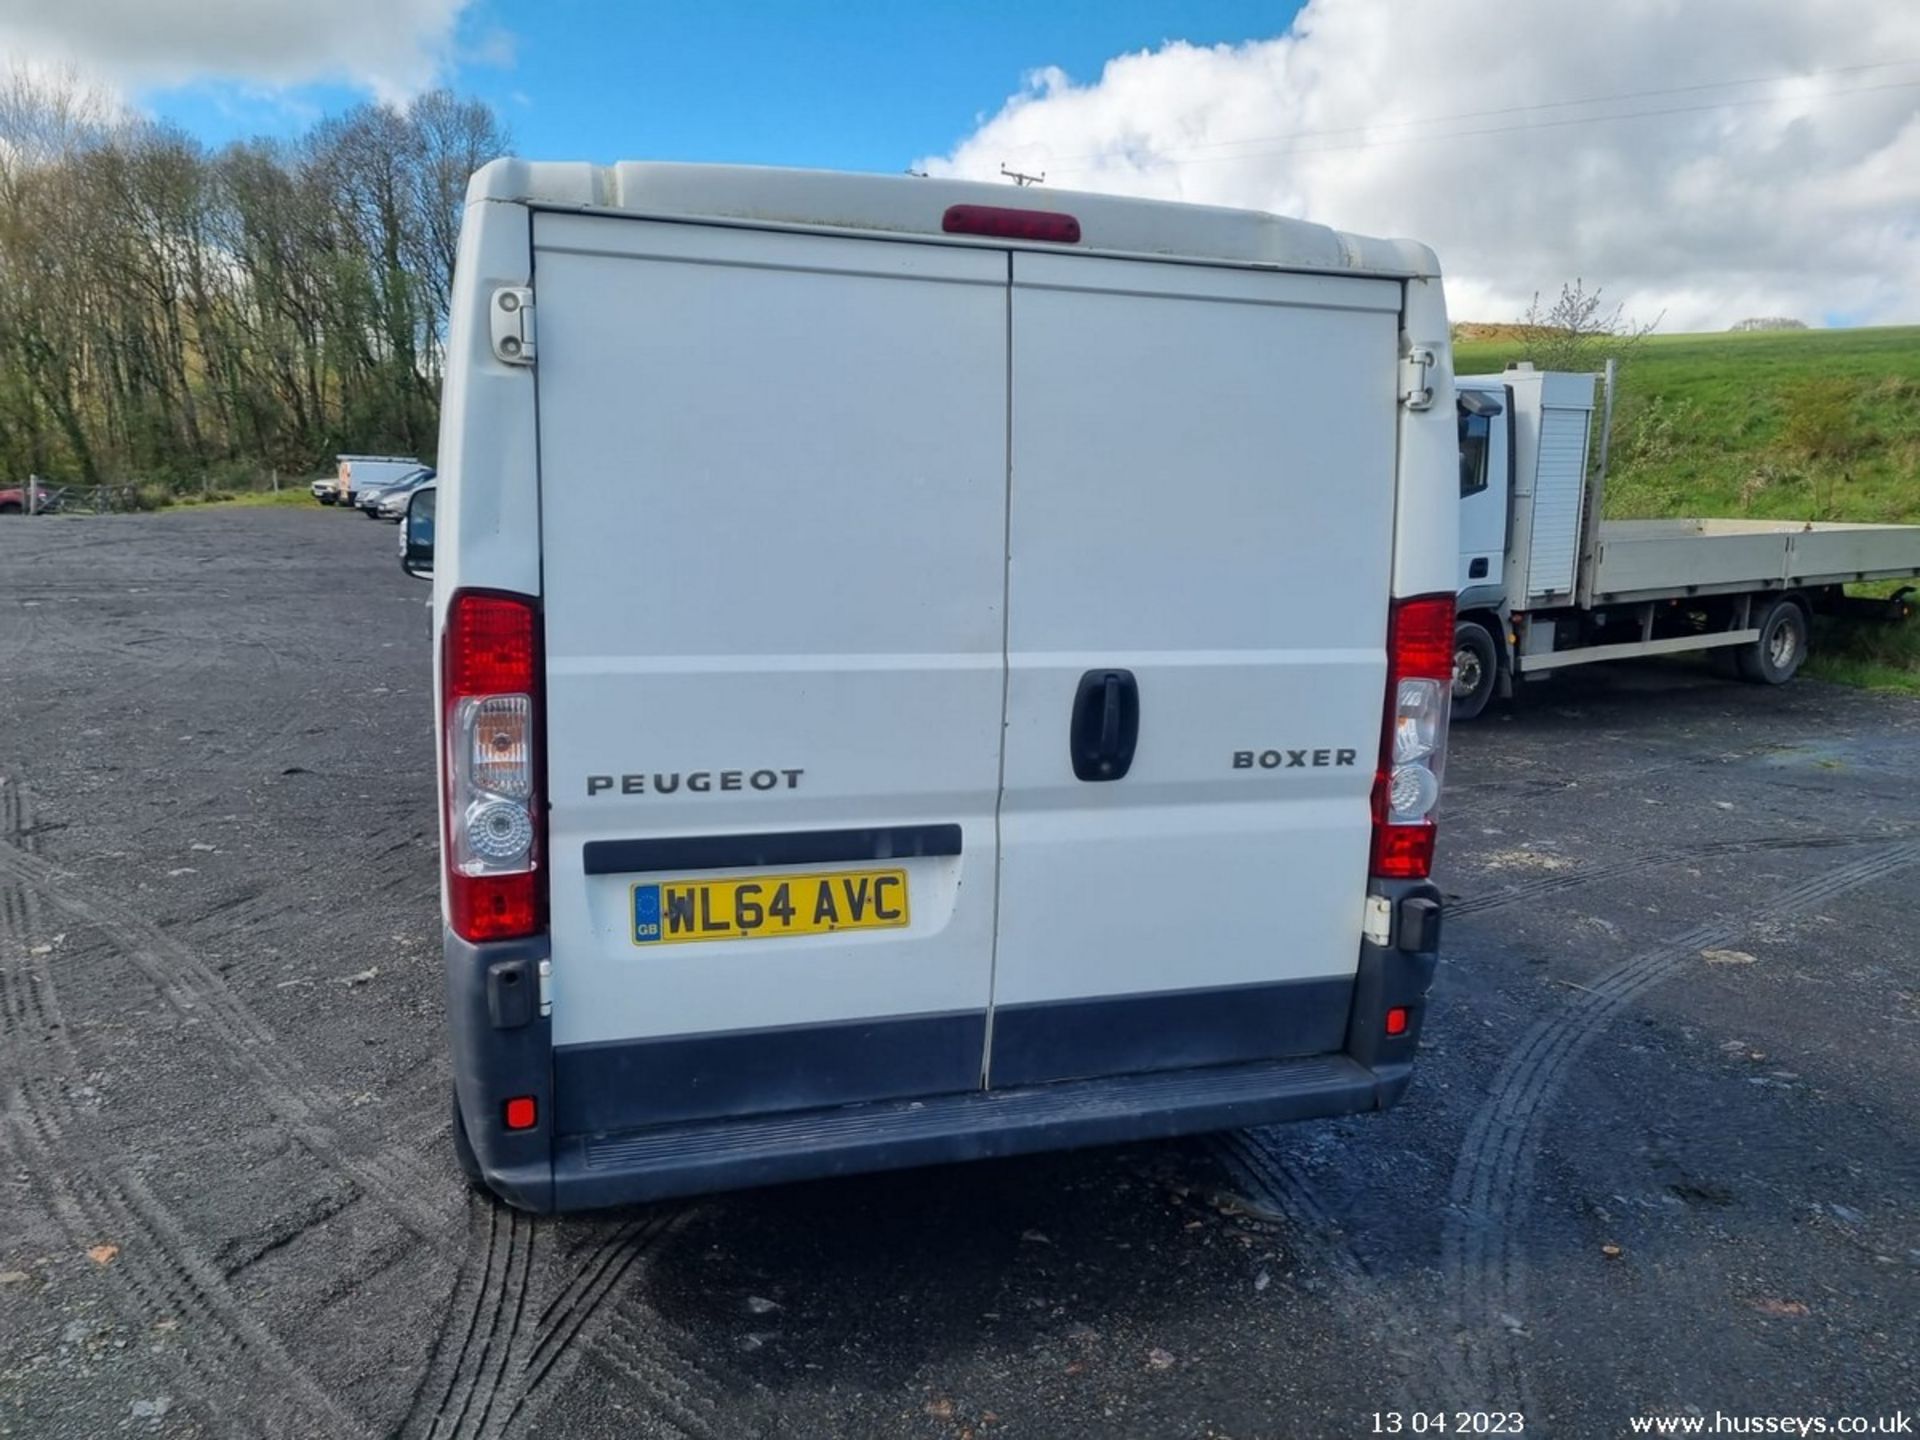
[1452,325,1920,691]
[1453,325,1920,524]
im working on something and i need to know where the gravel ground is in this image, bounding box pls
[1,506,1915,1440]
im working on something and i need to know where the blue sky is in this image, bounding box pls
[147,0,1307,170]
[20,0,1917,327]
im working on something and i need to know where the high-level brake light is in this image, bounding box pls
[1370,594,1455,881]
[443,590,545,941]
[942,204,1082,244]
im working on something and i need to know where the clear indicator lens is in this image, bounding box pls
[1392,678,1445,763]
[465,799,534,864]
[463,695,532,800]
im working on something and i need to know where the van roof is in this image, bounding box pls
[468,159,1440,280]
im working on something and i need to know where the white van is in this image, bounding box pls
[336,454,423,506]
[414,161,1460,1212]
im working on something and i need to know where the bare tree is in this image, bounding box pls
[0,65,510,490]
[1518,278,1661,372]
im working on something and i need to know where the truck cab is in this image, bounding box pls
[1452,365,1596,718]
[1456,386,1510,605]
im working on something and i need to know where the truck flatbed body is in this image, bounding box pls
[1591,518,1920,604]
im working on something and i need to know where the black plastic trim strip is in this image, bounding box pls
[552,1009,985,1133]
[548,976,1358,1137]
[988,977,1354,1088]
[582,823,963,876]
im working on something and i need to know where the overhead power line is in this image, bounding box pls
[1031,56,1920,174]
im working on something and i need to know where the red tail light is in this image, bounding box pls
[442,590,545,942]
[1370,593,1455,880]
[503,1095,538,1131]
[447,593,538,694]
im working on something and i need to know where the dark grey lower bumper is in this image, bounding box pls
[550,1052,1406,1211]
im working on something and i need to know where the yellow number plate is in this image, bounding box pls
[630,868,909,945]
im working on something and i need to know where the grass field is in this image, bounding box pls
[196,486,316,509]
[1453,324,1920,692]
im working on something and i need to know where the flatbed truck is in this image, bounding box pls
[1451,363,1920,718]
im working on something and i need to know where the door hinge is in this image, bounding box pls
[537,957,552,1017]
[491,286,536,365]
[1399,345,1437,410]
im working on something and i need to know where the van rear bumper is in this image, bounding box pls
[549,1051,1406,1211]
[447,879,1442,1214]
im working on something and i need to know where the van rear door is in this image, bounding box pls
[988,252,1402,1086]
[532,214,1009,1133]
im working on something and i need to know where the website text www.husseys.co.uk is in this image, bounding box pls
[1629,1412,1913,1436]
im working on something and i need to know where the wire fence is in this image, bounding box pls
[4,472,310,516]
[2,480,146,515]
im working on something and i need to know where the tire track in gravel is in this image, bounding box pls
[9,580,224,706]
[507,1209,687,1425]
[1442,839,1920,1422]
[0,780,359,1439]
[589,1298,777,1440]
[0,830,450,1247]
[400,1203,696,1440]
[422,1200,538,1440]
[1447,830,1909,918]
[1208,1131,1444,1413]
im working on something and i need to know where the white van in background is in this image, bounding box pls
[409,160,1460,1212]
[335,453,422,507]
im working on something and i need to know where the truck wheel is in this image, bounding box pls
[450,1089,486,1189]
[1737,599,1809,685]
[1452,620,1499,720]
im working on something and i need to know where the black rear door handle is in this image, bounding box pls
[1071,669,1139,782]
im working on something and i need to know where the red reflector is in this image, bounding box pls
[1371,820,1437,880]
[1388,593,1456,681]
[446,591,537,697]
[503,1096,537,1131]
[451,871,540,942]
[1385,1006,1410,1037]
[942,204,1081,243]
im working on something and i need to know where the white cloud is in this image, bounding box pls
[0,0,485,102]
[918,0,1920,331]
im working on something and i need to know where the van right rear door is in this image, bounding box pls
[987,252,1403,1087]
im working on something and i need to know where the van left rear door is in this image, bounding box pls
[533,214,1009,1138]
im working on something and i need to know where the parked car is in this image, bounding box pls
[376,469,436,521]
[424,159,1458,1214]
[359,466,434,519]
[0,482,59,515]
[312,476,341,504]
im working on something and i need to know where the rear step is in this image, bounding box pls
[548,1054,1403,1211]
